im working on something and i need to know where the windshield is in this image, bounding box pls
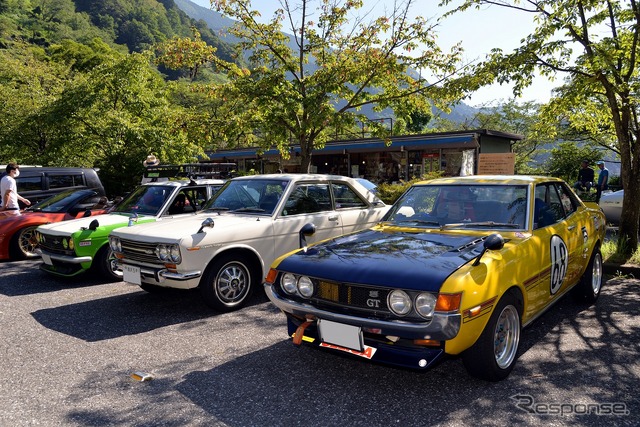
[203,179,288,215]
[26,189,92,213]
[384,184,529,229]
[113,185,171,216]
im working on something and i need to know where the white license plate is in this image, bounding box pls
[122,264,141,285]
[41,253,52,265]
[318,319,363,352]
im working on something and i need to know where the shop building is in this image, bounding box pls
[207,129,522,182]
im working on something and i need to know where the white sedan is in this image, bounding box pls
[599,190,623,223]
[109,174,389,312]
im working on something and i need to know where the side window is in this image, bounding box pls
[49,174,83,189]
[16,176,43,191]
[331,183,367,209]
[282,183,331,216]
[556,183,577,216]
[533,183,564,229]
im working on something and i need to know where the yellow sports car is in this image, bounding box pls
[264,176,606,381]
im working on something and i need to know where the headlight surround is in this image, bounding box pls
[169,245,181,263]
[297,276,314,298]
[415,292,437,318]
[109,236,121,252]
[388,290,411,316]
[155,244,170,261]
[281,273,298,294]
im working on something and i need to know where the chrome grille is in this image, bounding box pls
[119,239,161,264]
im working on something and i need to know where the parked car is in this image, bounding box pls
[0,189,109,260]
[35,179,224,281]
[264,175,606,381]
[10,167,106,208]
[598,189,622,224]
[108,174,389,312]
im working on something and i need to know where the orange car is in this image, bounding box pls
[0,189,108,260]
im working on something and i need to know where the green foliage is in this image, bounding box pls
[545,141,601,182]
[376,172,444,204]
[212,0,469,172]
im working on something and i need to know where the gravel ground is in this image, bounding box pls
[1,259,638,427]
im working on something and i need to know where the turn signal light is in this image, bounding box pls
[435,293,462,312]
[265,268,278,284]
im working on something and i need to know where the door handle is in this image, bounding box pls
[328,216,339,221]
[567,225,576,231]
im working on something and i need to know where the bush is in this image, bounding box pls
[376,171,444,204]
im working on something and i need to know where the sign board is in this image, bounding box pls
[477,153,515,175]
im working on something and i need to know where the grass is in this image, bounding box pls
[601,239,640,265]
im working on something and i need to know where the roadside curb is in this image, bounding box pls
[603,262,640,278]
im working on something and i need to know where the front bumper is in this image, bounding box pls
[120,261,202,290]
[265,283,461,341]
[38,249,92,276]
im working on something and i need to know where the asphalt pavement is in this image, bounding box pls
[1,259,639,427]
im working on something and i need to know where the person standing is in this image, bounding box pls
[595,160,609,203]
[573,160,595,192]
[1,163,31,215]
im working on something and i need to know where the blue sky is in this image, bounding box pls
[189,0,557,106]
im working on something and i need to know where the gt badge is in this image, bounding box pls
[550,235,568,295]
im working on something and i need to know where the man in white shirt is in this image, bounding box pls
[1,163,31,215]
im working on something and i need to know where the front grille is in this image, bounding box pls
[315,281,390,312]
[119,239,161,264]
[39,232,75,256]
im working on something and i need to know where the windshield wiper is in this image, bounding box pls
[233,207,266,213]
[387,219,441,226]
[204,207,230,212]
[441,221,521,229]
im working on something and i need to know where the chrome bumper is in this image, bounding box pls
[264,284,461,341]
[121,262,201,282]
[39,250,92,264]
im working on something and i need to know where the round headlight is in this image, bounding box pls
[388,290,411,316]
[169,245,181,263]
[68,238,75,250]
[155,244,169,261]
[109,237,121,252]
[297,276,314,298]
[281,273,298,294]
[415,292,437,318]
[62,238,68,249]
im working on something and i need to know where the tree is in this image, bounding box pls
[442,0,640,255]
[211,0,469,172]
[154,28,218,81]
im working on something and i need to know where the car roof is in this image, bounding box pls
[417,175,565,186]
[230,173,357,182]
[141,179,225,187]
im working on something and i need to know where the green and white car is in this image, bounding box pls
[35,179,224,281]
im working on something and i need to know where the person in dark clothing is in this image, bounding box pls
[573,160,595,192]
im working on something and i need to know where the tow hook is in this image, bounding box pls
[292,320,313,346]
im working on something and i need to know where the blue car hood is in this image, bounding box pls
[277,229,487,292]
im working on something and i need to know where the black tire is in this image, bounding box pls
[573,246,603,303]
[200,254,257,312]
[10,226,39,259]
[93,245,122,281]
[462,292,522,381]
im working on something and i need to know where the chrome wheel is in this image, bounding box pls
[494,305,520,369]
[591,252,603,295]
[215,261,250,304]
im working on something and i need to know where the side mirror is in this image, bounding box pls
[88,219,99,231]
[299,223,317,249]
[472,233,504,267]
[197,217,215,234]
[82,210,92,218]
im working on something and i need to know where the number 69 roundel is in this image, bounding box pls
[550,235,568,295]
